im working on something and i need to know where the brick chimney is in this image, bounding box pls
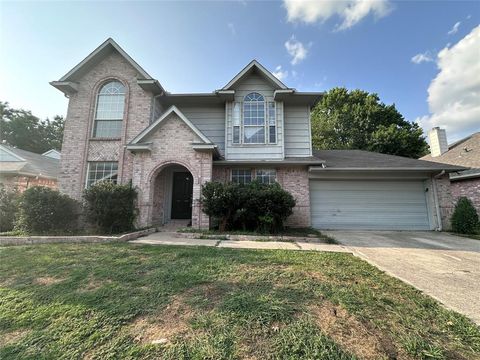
[428,127,448,157]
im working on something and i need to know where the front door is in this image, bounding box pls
[171,172,193,219]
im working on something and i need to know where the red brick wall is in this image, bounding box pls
[450,178,480,215]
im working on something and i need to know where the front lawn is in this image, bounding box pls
[0,244,478,359]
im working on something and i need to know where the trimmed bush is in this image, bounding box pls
[451,197,479,235]
[16,186,78,234]
[201,181,295,233]
[83,181,138,234]
[0,185,19,232]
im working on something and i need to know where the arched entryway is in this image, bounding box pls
[151,164,194,226]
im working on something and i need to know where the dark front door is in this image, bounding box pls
[171,172,193,219]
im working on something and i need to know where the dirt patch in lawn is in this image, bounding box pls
[129,292,195,344]
[0,329,30,347]
[310,301,404,360]
[34,276,65,285]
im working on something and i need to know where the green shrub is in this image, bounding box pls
[83,181,138,234]
[201,181,295,233]
[16,186,79,234]
[451,197,479,234]
[0,185,19,232]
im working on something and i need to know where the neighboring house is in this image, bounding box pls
[422,127,480,218]
[0,145,60,191]
[50,38,463,230]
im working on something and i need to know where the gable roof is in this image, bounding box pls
[50,38,164,95]
[421,132,480,180]
[421,132,480,168]
[42,149,61,159]
[0,145,60,179]
[130,106,212,145]
[221,60,288,90]
[311,150,467,172]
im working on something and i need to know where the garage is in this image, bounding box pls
[310,179,431,230]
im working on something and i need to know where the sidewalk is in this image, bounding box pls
[130,231,350,253]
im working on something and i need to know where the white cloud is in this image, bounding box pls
[285,36,309,65]
[411,51,434,64]
[227,23,236,35]
[416,25,480,141]
[283,0,393,30]
[272,65,288,81]
[447,21,461,35]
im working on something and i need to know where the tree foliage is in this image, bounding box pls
[0,185,19,232]
[451,197,479,234]
[201,181,296,233]
[16,187,79,234]
[0,101,64,153]
[311,88,429,158]
[83,182,138,234]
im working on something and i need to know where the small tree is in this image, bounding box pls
[201,181,241,231]
[451,197,479,234]
[0,185,19,232]
[83,182,138,234]
[16,186,78,234]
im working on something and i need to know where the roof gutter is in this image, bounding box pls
[309,167,465,172]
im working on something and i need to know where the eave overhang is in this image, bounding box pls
[274,91,324,106]
[309,166,468,173]
[125,143,152,152]
[49,81,79,95]
[137,79,165,95]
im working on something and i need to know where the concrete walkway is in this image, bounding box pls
[130,231,349,253]
[324,230,480,325]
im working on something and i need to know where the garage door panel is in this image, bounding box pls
[310,180,430,230]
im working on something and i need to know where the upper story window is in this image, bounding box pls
[93,81,126,138]
[243,92,265,144]
[233,93,276,145]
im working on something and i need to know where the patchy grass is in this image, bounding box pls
[0,243,478,359]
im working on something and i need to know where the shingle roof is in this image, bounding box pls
[0,145,60,179]
[312,149,466,171]
[421,132,479,179]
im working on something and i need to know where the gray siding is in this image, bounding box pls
[177,105,226,154]
[284,105,312,157]
[226,74,284,160]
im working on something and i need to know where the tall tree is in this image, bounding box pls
[311,88,428,158]
[0,101,64,153]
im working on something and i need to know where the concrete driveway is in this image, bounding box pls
[323,230,480,324]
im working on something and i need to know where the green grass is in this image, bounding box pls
[0,243,478,359]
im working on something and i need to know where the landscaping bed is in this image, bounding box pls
[1,243,479,359]
[177,227,337,244]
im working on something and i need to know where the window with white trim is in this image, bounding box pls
[255,169,277,184]
[93,81,125,138]
[268,102,276,143]
[231,169,252,184]
[232,93,276,145]
[232,102,241,144]
[243,92,265,143]
[86,161,118,188]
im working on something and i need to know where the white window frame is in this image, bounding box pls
[243,92,266,144]
[92,80,126,139]
[231,169,253,184]
[255,169,277,184]
[85,161,119,188]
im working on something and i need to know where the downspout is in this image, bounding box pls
[432,170,445,231]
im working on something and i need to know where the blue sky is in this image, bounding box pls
[1,0,479,142]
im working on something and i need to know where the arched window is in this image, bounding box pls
[93,81,126,138]
[243,92,265,143]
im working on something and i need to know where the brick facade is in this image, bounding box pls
[0,175,57,192]
[131,113,212,229]
[450,178,480,216]
[211,165,311,228]
[59,51,153,201]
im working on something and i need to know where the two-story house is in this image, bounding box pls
[51,38,464,231]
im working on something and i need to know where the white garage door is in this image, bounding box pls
[310,180,430,230]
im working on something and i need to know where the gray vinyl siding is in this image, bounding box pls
[177,105,226,154]
[284,105,312,157]
[225,74,283,160]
